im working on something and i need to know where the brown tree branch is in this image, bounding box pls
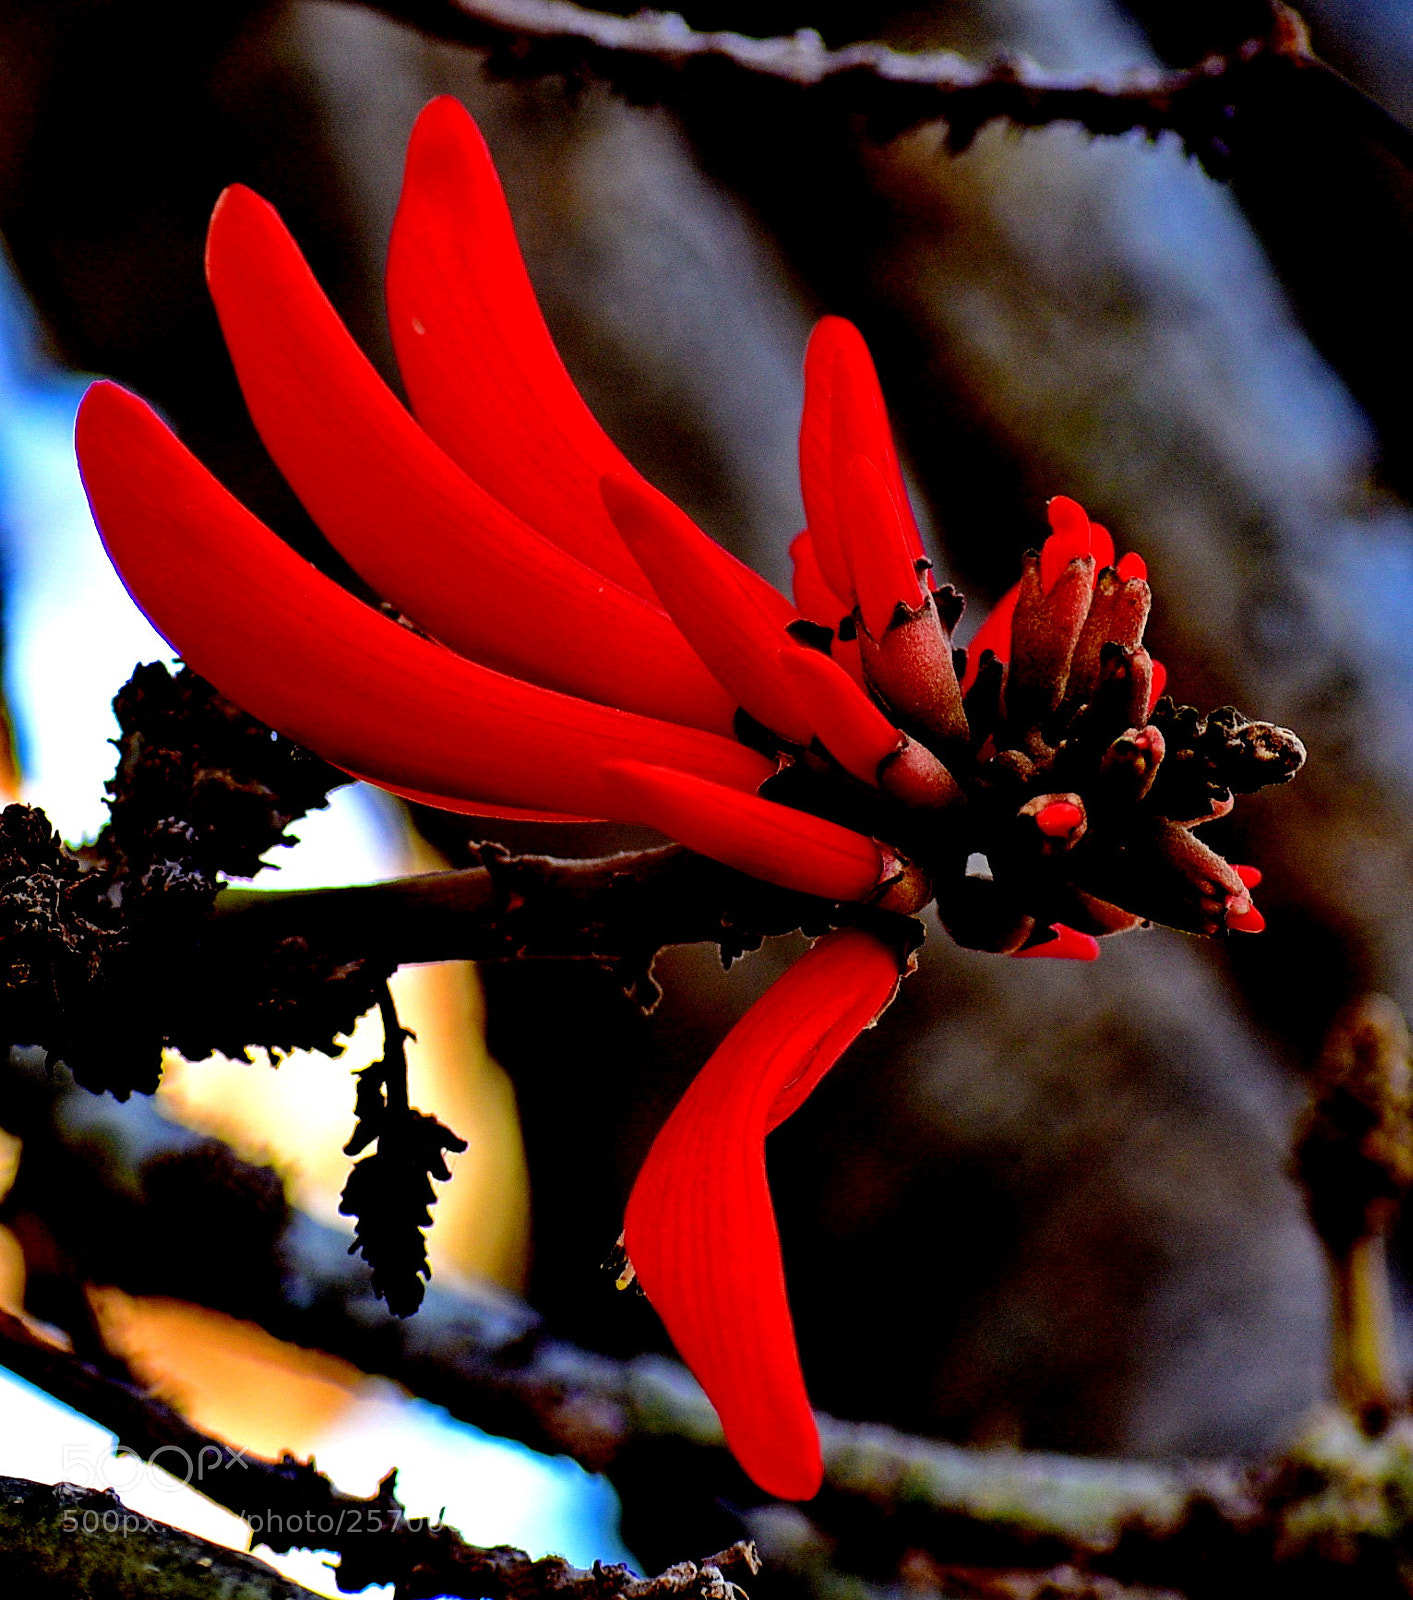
[17,1048,1413,1591]
[0,1051,1281,1562]
[0,1308,761,1600]
[340,0,1413,175]
[210,845,829,1005]
[0,1474,326,1600]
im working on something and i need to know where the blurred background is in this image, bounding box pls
[0,0,1411,1590]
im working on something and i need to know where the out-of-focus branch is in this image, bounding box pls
[0,1308,760,1600]
[0,1052,1290,1563]
[18,1050,1413,1589]
[0,1474,325,1600]
[342,0,1413,174]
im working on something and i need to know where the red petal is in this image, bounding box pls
[960,582,1020,692]
[790,530,849,631]
[385,97,656,597]
[1147,658,1168,715]
[599,760,884,901]
[820,318,928,566]
[348,773,595,823]
[836,454,925,642]
[77,383,771,820]
[601,474,813,743]
[1089,521,1116,572]
[1040,497,1093,593]
[799,323,854,605]
[204,183,734,736]
[776,646,901,784]
[832,632,867,689]
[1014,924,1102,960]
[624,928,904,1500]
[1234,864,1263,888]
[1116,551,1147,582]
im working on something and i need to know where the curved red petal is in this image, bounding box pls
[776,646,900,785]
[205,183,734,736]
[1234,864,1263,889]
[1088,521,1116,572]
[385,96,656,597]
[624,929,905,1500]
[799,322,854,605]
[77,383,771,820]
[1147,658,1168,715]
[789,530,849,632]
[819,317,928,569]
[1013,923,1102,960]
[601,474,813,743]
[347,772,596,824]
[599,759,884,901]
[960,582,1020,692]
[837,454,925,642]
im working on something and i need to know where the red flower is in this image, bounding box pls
[624,926,906,1501]
[74,97,1304,1503]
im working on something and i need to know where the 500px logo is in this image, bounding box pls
[60,1508,159,1536]
[61,1442,250,1494]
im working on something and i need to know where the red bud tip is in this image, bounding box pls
[1014,924,1102,960]
[1234,864,1263,888]
[1225,885,1265,932]
[1116,551,1147,582]
[1088,522,1115,570]
[1146,659,1167,716]
[1041,496,1092,591]
[1227,902,1266,933]
[1035,800,1084,838]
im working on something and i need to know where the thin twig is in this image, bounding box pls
[343,0,1413,175]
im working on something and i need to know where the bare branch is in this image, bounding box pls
[211,845,830,1004]
[0,1309,760,1600]
[341,0,1413,175]
[0,1474,325,1600]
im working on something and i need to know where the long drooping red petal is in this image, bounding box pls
[601,475,814,743]
[77,383,771,819]
[600,760,885,901]
[385,96,655,597]
[624,929,905,1501]
[204,183,734,736]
